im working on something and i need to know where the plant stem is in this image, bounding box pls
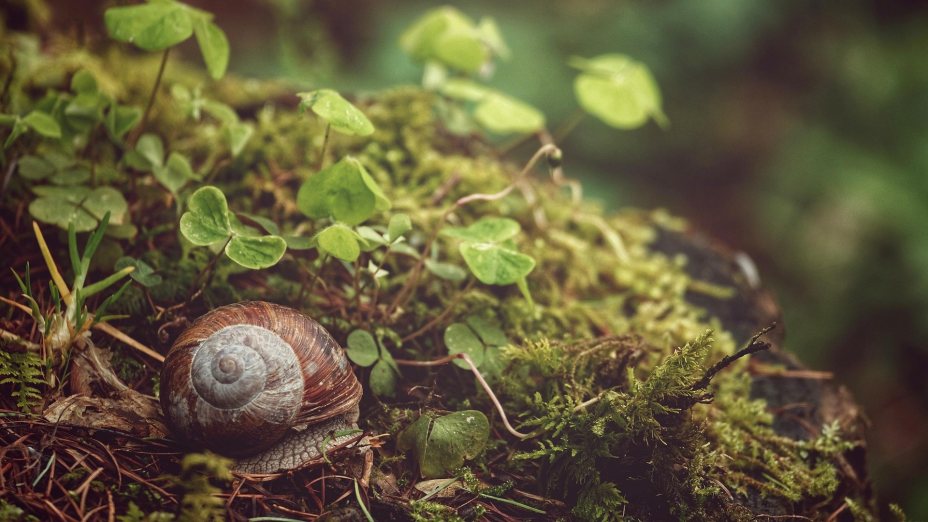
[401,280,473,342]
[133,48,170,145]
[394,353,529,439]
[317,123,331,171]
[32,222,72,305]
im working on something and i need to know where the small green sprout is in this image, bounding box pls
[125,133,201,196]
[179,186,286,270]
[297,156,390,226]
[397,410,490,479]
[345,329,400,397]
[570,54,667,129]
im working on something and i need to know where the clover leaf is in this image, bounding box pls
[316,224,361,262]
[345,329,401,397]
[115,257,162,287]
[400,7,506,75]
[444,316,508,375]
[473,92,545,135]
[297,156,390,226]
[570,54,667,129]
[29,186,128,232]
[1,110,61,149]
[442,217,535,288]
[297,89,374,137]
[179,186,286,270]
[104,0,229,79]
[398,410,490,479]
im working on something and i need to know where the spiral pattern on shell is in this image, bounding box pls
[160,301,363,459]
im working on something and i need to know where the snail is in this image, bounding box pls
[160,301,364,474]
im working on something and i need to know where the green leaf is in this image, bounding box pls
[104,1,196,51]
[444,322,484,369]
[474,93,545,135]
[18,155,55,180]
[21,111,61,138]
[400,7,489,74]
[202,99,238,125]
[28,186,126,232]
[440,78,491,101]
[317,224,360,262]
[115,256,162,287]
[134,133,165,169]
[399,411,490,479]
[83,186,129,224]
[465,316,508,347]
[179,186,231,246]
[224,122,253,157]
[193,19,229,79]
[104,103,142,139]
[297,156,389,226]
[71,69,98,94]
[477,17,509,60]
[50,165,91,185]
[237,213,279,235]
[154,152,195,194]
[387,213,412,242]
[571,54,666,129]
[459,241,536,285]
[346,330,379,367]
[424,259,467,282]
[369,358,397,397]
[297,89,374,136]
[225,235,287,269]
[442,217,521,243]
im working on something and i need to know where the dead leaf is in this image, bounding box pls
[43,391,168,438]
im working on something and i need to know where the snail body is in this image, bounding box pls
[160,301,363,473]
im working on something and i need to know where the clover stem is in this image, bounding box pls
[393,353,529,439]
[317,123,331,171]
[187,235,232,306]
[134,48,170,145]
[386,144,561,317]
[401,280,473,343]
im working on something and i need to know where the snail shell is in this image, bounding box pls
[160,301,363,473]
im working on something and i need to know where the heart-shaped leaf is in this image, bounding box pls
[442,217,521,243]
[369,358,398,398]
[179,186,231,246]
[21,111,61,138]
[346,330,380,367]
[398,411,490,479]
[424,259,467,282]
[193,18,229,79]
[459,241,535,285]
[444,322,484,369]
[387,213,412,242]
[225,235,287,269]
[474,93,545,135]
[105,1,196,51]
[297,89,374,137]
[115,256,162,287]
[571,54,666,129]
[317,223,360,262]
[400,7,491,74]
[105,103,142,139]
[154,152,196,194]
[224,122,253,157]
[297,156,389,226]
[29,186,127,232]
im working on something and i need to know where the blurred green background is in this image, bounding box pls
[39,0,928,515]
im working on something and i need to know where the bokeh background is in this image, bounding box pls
[36,0,928,516]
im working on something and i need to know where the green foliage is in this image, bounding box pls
[442,217,535,286]
[104,0,229,79]
[297,156,390,225]
[346,329,400,397]
[297,89,375,136]
[400,7,507,74]
[570,54,667,129]
[398,410,490,478]
[440,79,545,135]
[179,186,287,269]
[443,315,507,375]
[115,257,163,288]
[0,110,61,149]
[29,186,129,232]
[0,349,45,412]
